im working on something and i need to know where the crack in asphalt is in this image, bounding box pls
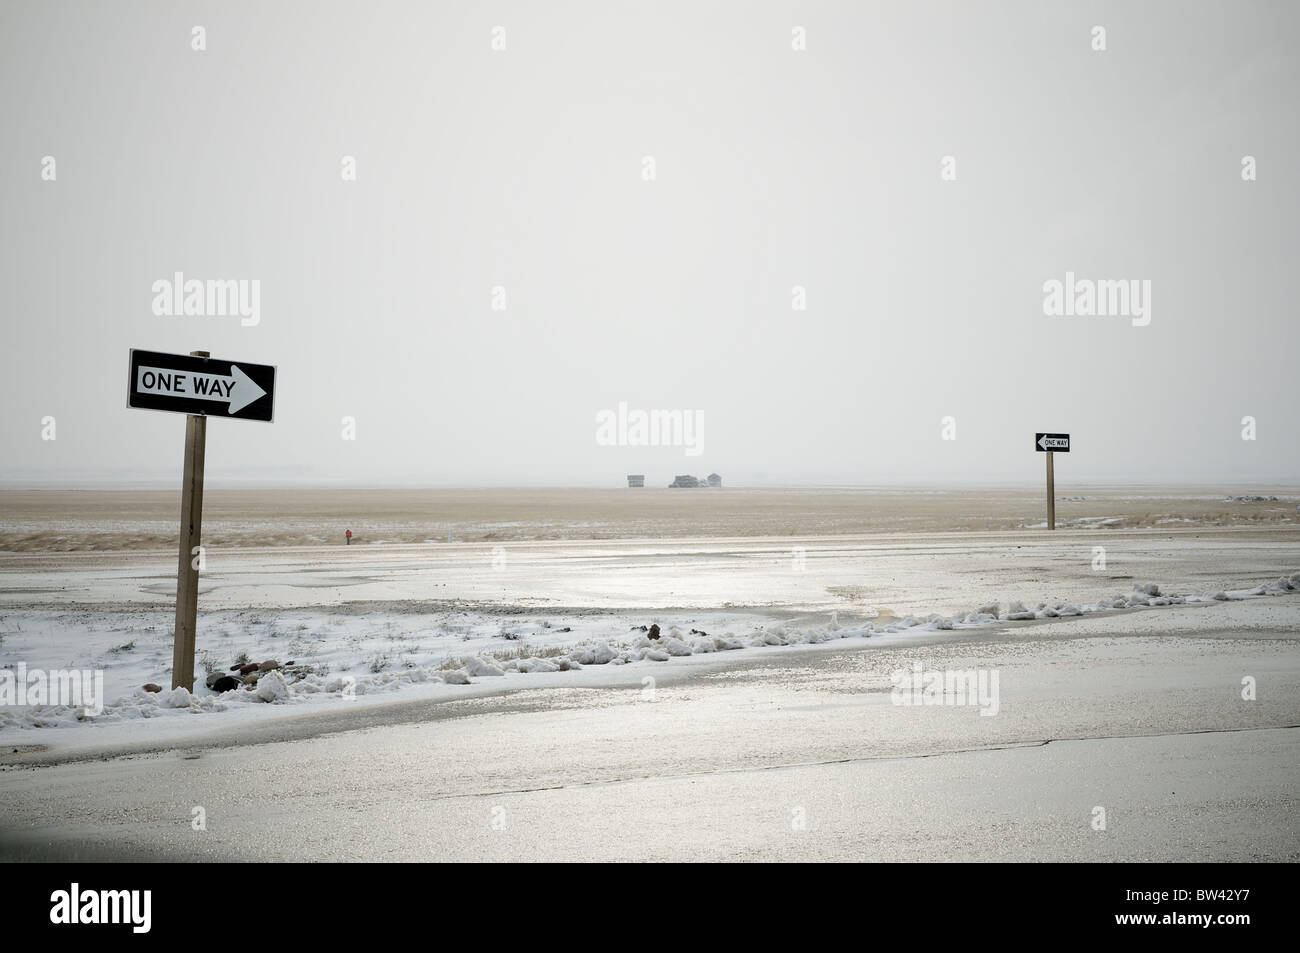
[427,723,1300,801]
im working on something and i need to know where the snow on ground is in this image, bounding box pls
[3,570,1299,746]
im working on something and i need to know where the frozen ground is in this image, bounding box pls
[1,489,1297,860]
[1,522,1298,751]
[2,596,1297,861]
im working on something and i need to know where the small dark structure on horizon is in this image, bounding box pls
[669,473,722,488]
[627,474,645,488]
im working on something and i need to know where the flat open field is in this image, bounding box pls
[1,484,1297,552]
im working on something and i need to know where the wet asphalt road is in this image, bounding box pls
[2,607,1297,862]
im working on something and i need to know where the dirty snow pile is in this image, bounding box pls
[2,571,1298,735]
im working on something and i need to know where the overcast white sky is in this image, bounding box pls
[2,1,1297,487]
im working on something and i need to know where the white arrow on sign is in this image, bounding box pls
[1038,435,1068,450]
[137,364,267,414]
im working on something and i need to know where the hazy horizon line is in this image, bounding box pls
[2,478,1298,493]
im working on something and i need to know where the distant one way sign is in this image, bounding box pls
[128,349,276,421]
[1034,431,1070,531]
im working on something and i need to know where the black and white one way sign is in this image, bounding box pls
[1035,432,1070,452]
[128,349,276,422]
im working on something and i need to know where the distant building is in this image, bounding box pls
[706,473,721,487]
[669,474,701,488]
[627,474,645,488]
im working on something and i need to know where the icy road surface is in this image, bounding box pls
[1,599,1297,862]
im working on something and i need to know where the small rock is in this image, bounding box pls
[142,683,162,693]
[239,662,260,676]
[648,624,661,640]
[210,675,241,693]
[205,672,226,689]
[258,659,280,672]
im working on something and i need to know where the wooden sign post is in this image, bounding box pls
[127,348,277,690]
[173,355,209,690]
[1035,433,1070,531]
[1046,450,1055,530]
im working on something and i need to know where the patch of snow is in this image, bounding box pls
[254,670,291,703]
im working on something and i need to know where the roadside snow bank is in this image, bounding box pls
[2,570,1298,735]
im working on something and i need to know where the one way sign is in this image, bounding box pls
[128,349,276,422]
[1035,432,1070,452]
